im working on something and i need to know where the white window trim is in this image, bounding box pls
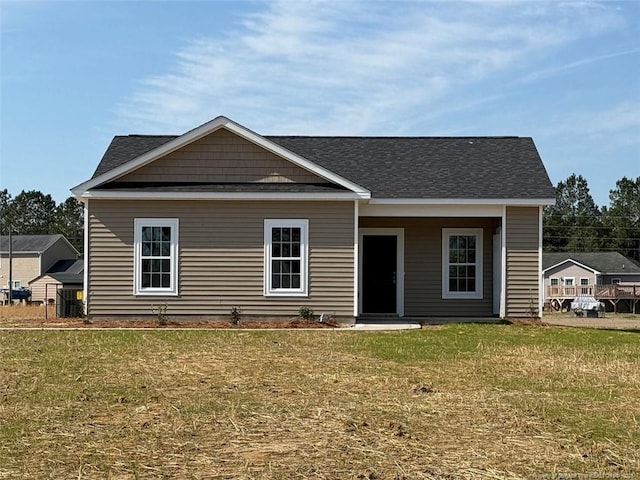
[264,219,309,297]
[442,228,483,300]
[550,277,560,286]
[563,277,575,286]
[580,278,590,286]
[133,218,179,296]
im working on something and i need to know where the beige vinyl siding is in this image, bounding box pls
[505,206,540,317]
[543,263,595,289]
[0,255,40,288]
[87,200,354,318]
[29,276,62,304]
[118,129,329,184]
[359,217,498,317]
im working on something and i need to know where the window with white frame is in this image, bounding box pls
[612,278,621,285]
[580,277,590,294]
[550,278,559,286]
[442,228,483,299]
[134,218,179,295]
[563,277,575,286]
[264,219,308,296]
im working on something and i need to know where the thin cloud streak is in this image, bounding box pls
[114,0,624,136]
[516,48,640,85]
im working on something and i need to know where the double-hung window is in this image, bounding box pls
[442,228,483,299]
[264,219,308,296]
[134,218,179,295]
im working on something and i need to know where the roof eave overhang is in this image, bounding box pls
[367,197,556,206]
[71,116,371,199]
[75,190,367,201]
[542,259,601,275]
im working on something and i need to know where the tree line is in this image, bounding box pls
[543,175,640,261]
[1,176,639,262]
[1,189,84,254]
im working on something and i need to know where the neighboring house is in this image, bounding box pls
[542,252,640,312]
[29,259,84,304]
[71,116,555,320]
[0,235,80,301]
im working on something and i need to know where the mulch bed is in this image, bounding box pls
[0,317,341,329]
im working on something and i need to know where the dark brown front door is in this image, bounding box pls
[362,235,397,313]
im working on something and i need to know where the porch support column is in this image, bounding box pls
[500,205,507,318]
[353,200,359,318]
[538,205,544,318]
[83,198,89,317]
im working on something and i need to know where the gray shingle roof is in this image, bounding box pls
[45,259,83,284]
[543,252,640,274]
[0,234,65,253]
[91,133,555,199]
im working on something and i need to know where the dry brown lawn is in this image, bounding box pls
[0,323,638,479]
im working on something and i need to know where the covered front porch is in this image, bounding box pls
[354,205,504,319]
[352,203,543,320]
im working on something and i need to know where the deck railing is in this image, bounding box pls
[546,284,640,299]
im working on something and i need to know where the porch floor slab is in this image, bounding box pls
[352,317,502,330]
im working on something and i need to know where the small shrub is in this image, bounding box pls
[151,303,169,326]
[230,306,241,325]
[528,289,539,321]
[298,306,314,321]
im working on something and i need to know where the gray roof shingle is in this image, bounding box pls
[44,259,84,284]
[90,133,555,199]
[543,252,640,274]
[0,234,65,253]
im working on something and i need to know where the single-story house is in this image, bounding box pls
[29,259,84,305]
[71,116,555,321]
[0,235,79,298]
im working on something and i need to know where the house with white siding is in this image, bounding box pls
[72,116,555,321]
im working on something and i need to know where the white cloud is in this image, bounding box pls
[543,101,640,148]
[114,0,626,135]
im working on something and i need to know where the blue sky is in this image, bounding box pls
[1,0,638,206]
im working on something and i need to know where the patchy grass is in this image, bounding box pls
[0,325,638,479]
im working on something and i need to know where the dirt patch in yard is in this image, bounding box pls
[543,313,640,331]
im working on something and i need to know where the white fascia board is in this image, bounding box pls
[71,115,371,199]
[368,198,556,206]
[542,259,600,275]
[359,203,503,217]
[77,190,363,201]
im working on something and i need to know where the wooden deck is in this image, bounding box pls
[545,284,640,313]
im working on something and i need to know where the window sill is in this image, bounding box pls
[442,293,483,300]
[134,290,179,297]
[264,291,308,297]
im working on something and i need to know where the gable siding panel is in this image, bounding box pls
[118,129,328,185]
[40,238,78,273]
[87,200,354,318]
[505,206,540,317]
